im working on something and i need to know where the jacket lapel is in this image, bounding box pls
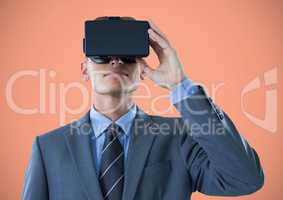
[64,108,156,200]
[64,110,104,200]
[123,108,157,200]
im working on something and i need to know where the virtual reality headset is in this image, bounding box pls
[83,17,150,60]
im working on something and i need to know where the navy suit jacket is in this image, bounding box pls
[22,85,264,200]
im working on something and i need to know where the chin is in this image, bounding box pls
[95,85,128,95]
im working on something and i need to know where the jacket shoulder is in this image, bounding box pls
[36,122,72,147]
[149,114,182,124]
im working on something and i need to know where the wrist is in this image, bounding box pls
[169,74,187,91]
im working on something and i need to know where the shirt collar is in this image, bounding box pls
[90,104,137,138]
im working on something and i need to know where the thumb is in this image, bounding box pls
[136,58,155,80]
[143,66,155,79]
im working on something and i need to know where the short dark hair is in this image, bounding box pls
[94,16,136,21]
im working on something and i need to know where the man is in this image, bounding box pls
[22,16,264,200]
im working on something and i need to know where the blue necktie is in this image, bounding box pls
[99,123,124,200]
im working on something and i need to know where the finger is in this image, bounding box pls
[149,36,163,54]
[148,29,172,61]
[148,29,170,50]
[148,38,164,63]
[136,58,155,72]
[143,65,155,80]
[136,58,150,68]
[147,19,170,43]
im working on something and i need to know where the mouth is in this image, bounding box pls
[104,72,129,77]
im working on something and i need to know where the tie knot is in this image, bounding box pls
[106,123,122,137]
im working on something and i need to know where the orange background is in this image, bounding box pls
[0,0,282,199]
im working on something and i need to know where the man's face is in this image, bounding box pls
[81,57,143,95]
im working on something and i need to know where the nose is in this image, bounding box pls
[110,57,124,67]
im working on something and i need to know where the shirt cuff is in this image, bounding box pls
[169,78,200,104]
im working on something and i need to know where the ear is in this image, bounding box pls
[136,58,150,80]
[137,63,145,80]
[80,61,89,81]
[140,68,146,80]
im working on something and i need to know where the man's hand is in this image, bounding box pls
[137,19,187,90]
